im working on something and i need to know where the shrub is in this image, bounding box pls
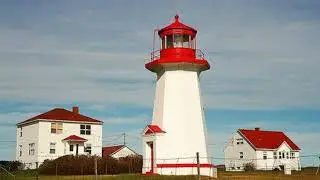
[38,155,143,175]
[243,162,255,172]
[0,161,23,171]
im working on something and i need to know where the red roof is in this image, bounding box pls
[144,125,166,135]
[239,128,300,151]
[158,15,197,36]
[102,145,124,157]
[63,135,87,142]
[17,107,103,125]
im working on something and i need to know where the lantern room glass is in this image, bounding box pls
[161,34,195,49]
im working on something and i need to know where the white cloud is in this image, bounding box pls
[1,9,319,110]
[103,115,150,125]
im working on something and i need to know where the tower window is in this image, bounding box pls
[166,35,174,48]
[173,34,191,48]
[162,34,192,49]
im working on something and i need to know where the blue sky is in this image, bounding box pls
[0,0,319,166]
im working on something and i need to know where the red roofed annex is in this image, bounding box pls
[239,128,300,150]
[224,128,301,171]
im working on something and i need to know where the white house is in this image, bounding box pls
[16,106,103,169]
[224,128,301,171]
[102,145,139,159]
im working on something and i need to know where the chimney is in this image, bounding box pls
[72,106,79,114]
[255,127,261,131]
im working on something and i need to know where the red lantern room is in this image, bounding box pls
[145,15,210,72]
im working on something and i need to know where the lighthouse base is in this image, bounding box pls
[143,163,217,177]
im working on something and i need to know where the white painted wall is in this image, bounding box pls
[224,132,301,171]
[143,65,213,176]
[142,134,157,174]
[111,147,137,159]
[16,120,102,169]
[16,123,39,169]
[224,132,256,171]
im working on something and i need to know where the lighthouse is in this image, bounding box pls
[142,15,216,177]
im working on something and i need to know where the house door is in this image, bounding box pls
[147,142,154,173]
[76,144,79,156]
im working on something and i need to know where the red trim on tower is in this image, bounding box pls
[146,15,210,73]
[158,14,197,37]
[157,163,215,168]
[143,125,166,135]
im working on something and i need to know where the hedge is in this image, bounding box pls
[38,155,142,175]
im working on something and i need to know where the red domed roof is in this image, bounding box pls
[158,15,197,37]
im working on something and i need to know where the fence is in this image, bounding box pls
[1,154,319,180]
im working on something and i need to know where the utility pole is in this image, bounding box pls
[316,156,320,175]
[196,152,200,180]
[123,133,126,146]
[94,156,98,180]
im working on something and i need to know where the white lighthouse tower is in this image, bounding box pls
[142,15,216,177]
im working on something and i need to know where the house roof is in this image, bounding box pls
[63,135,87,142]
[144,125,166,135]
[238,128,300,151]
[17,107,103,125]
[102,145,125,157]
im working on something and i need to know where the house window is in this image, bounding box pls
[236,138,244,145]
[85,144,92,155]
[290,152,295,159]
[239,152,243,159]
[282,152,285,159]
[273,151,277,159]
[20,127,22,137]
[50,143,56,154]
[69,145,74,152]
[263,151,267,159]
[51,122,63,134]
[279,152,282,159]
[19,145,22,156]
[80,125,91,135]
[286,152,289,159]
[29,143,35,155]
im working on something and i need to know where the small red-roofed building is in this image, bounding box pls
[224,128,301,171]
[102,145,139,159]
[16,106,103,169]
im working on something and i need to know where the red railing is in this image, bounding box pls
[150,49,206,61]
[150,50,161,61]
[196,49,205,60]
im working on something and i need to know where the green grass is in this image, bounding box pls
[1,168,319,180]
